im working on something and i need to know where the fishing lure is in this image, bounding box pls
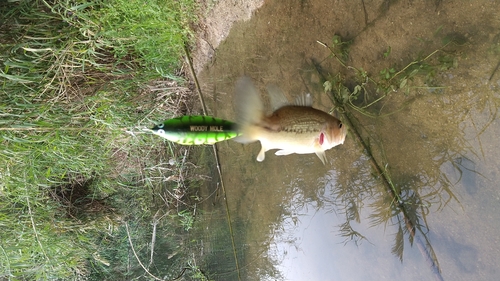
[151,115,240,145]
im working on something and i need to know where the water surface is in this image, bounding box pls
[194,1,500,280]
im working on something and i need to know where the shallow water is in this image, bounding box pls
[193,1,500,280]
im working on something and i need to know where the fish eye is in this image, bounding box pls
[157,129,165,134]
[157,123,164,129]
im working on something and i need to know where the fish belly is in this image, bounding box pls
[255,128,321,160]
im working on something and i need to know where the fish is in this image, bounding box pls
[234,76,347,164]
[151,115,240,145]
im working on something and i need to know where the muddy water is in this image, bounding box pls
[193,1,500,280]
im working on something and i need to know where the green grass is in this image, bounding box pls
[0,0,202,279]
[95,0,197,76]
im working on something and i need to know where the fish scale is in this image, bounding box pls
[264,106,336,133]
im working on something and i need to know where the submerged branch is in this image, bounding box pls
[344,101,444,281]
[311,55,444,281]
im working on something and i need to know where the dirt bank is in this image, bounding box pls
[191,0,264,74]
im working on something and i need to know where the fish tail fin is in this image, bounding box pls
[234,76,264,143]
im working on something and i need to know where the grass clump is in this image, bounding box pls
[95,0,197,75]
[0,0,203,280]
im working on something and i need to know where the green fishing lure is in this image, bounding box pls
[151,115,240,145]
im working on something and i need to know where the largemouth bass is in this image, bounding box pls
[234,76,347,164]
[151,115,240,145]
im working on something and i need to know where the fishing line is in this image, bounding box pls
[183,45,242,281]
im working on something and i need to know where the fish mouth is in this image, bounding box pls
[324,128,347,147]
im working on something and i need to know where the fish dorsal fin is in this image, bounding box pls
[295,93,313,107]
[266,84,289,111]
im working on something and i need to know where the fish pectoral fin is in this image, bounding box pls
[315,151,327,165]
[275,149,295,156]
[257,146,267,162]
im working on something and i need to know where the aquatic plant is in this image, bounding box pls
[312,33,471,281]
[318,36,459,117]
